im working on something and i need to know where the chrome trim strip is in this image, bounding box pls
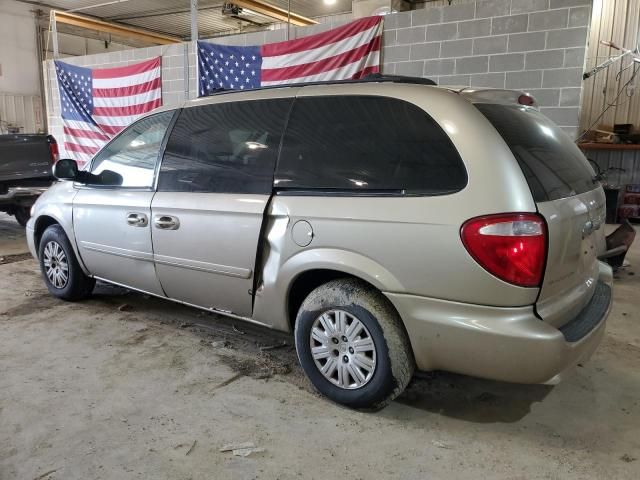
[153,254,252,279]
[80,241,154,262]
[92,276,271,329]
[80,241,252,278]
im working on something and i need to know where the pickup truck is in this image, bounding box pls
[0,134,58,226]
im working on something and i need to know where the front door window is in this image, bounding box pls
[88,111,175,188]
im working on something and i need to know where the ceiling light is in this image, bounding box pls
[324,0,337,5]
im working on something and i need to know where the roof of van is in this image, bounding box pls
[172,74,538,110]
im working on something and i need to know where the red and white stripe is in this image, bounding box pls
[62,57,162,166]
[62,119,109,165]
[260,16,383,86]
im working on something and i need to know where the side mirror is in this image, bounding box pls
[53,159,79,181]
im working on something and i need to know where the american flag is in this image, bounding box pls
[197,16,382,95]
[55,57,162,166]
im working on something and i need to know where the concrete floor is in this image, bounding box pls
[1,212,639,480]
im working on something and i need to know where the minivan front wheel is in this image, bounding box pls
[38,224,95,301]
[294,278,414,409]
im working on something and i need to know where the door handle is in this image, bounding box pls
[154,215,180,230]
[127,212,148,227]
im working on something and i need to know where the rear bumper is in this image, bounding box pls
[0,186,48,206]
[385,262,613,384]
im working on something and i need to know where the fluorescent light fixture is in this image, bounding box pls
[68,0,131,13]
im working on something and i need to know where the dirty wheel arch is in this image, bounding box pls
[294,278,414,410]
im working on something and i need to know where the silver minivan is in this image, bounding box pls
[27,78,612,409]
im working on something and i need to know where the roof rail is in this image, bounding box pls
[199,73,438,97]
[362,73,437,86]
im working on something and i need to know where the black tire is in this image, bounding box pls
[14,206,30,227]
[294,278,414,410]
[38,224,95,301]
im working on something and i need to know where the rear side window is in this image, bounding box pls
[275,96,466,195]
[475,103,595,202]
[158,98,292,194]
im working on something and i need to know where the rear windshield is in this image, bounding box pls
[475,103,596,202]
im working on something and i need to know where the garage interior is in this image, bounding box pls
[1,0,640,479]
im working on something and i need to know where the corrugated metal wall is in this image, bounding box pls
[0,94,44,134]
[585,149,640,186]
[580,0,640,133]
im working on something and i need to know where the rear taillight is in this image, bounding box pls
[461,213,547,288]
[48,137,59,164]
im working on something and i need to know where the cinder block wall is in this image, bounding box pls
[383,0,591,137]
[44,1,590,152]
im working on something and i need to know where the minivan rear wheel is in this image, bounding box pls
[294,278,414,409]
[38,224,95,301]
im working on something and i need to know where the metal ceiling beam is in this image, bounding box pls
[51,10,181,45]
[232,0,317,26]
[190,0,199,41]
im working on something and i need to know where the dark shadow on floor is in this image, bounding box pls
[90,281,293,347]
[395,371,553,423]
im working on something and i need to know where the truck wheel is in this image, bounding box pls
[38,224,95,301]
[294,278,414,410]
[14,207,30,227]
